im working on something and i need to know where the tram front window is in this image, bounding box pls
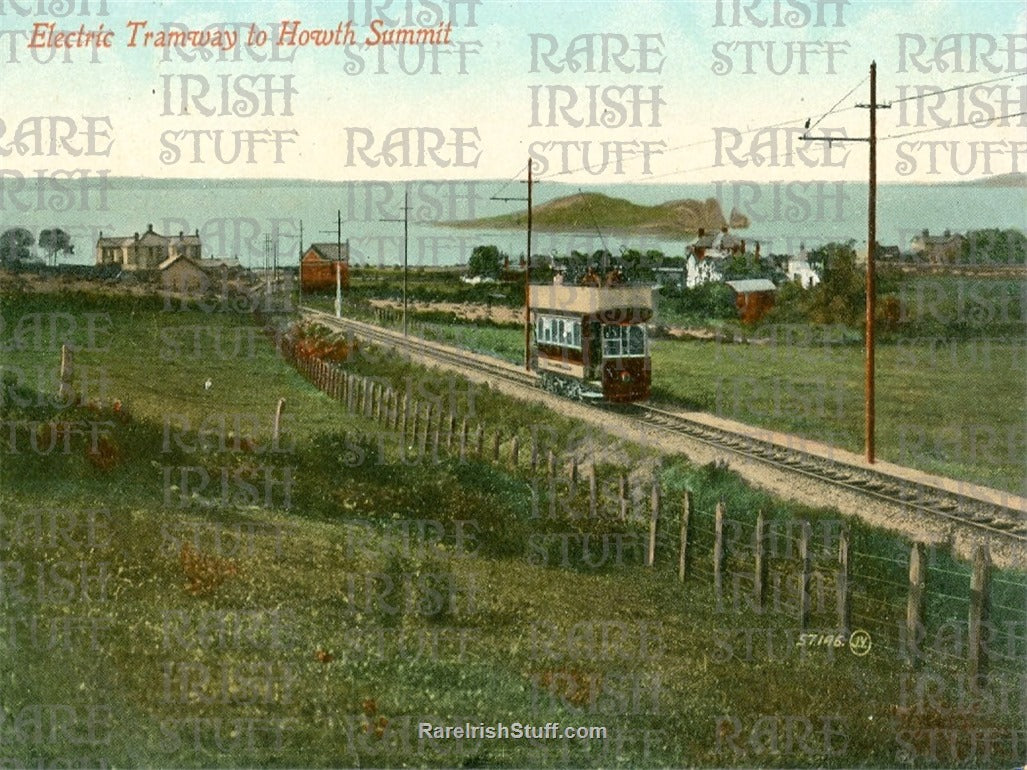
[602,324,647,357]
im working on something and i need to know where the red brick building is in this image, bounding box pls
[300,243,349,292]
[726,279,777,323]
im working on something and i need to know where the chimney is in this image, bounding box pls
[698,228,705,237]
[147,223,153,232]
[134,232,139,241]
[740,239,746,254]
[721,226,728,234]
[755,242,761,260]
[179,231,184,238]
[195,229,199,237]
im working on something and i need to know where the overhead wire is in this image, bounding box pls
[532,71,1026,187]
[886,70,1027,104]
[880,110,1027,140]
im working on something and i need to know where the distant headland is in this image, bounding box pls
[444,192,749,239]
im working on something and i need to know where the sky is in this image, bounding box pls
[1,0,1025,185]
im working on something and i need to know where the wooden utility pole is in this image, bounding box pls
[864,62,878,464]
[319,211,348,317]
[298,220,303,305]
[802,60,889,464]
[492,158,535,370]
[525,160,533,370]
[263,234,271,294]
[273,231,279,286]
[380,185,411,336]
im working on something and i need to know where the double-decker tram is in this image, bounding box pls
[528,284,653,403]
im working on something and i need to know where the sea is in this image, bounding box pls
[4,176,1026,268]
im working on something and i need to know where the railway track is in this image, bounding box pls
[299,307,1027,544]
[619,403,1027,542]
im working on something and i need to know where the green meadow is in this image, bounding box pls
[1,287,1024,767]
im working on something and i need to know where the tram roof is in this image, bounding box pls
[529,284,653,316]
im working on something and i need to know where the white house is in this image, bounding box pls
[787,245,820,288]
[685,227,746,288]
[96,224,202,270]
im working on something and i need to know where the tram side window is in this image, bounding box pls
[536,316,581,349]
[603,324,647,357]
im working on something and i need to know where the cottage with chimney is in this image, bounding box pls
[95,224,202,270]
[910,229,965,264]
[685,227,747,288]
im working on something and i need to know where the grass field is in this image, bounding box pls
[301,302,1025,495]
[651,336,1027,495]
[1,287,1025,767]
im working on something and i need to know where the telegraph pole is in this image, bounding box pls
[273,234,279,287]
[319,210,347,317]
[864,62,879,466]
[492,158,535,370]
[802,60,889,464]
[298,220,303,306]
[380,185,411,336]
[263,234,271,295]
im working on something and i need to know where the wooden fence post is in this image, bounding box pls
[678,490,691,582]
[511,435,520,467]
[399,395,409,436]
[412,403,421,445]
[475,426,484,458]
[447,413,456,451]
[906,542,926,668]
[968,543,991,685]
[754,510,767,611]
[432,413,441,463]
[492,432,501,463]
[713,502,725,604]
[272,398,286,449]
[618,475,629,521]
[420,404,431,457]
[530,434,539,471]
[837,526,851,635]
[588,465,597,518]
[799,520,812,630]
[547,449,556,477]
[548,473,557,519]
[646,480,660,567]
[459,419,468,463]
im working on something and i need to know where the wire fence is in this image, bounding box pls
[279,338,1027,685]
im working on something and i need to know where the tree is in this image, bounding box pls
[467,244,504,278]
[0,228,35,264]
[805,241,865,327]
[39,228,74,267]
